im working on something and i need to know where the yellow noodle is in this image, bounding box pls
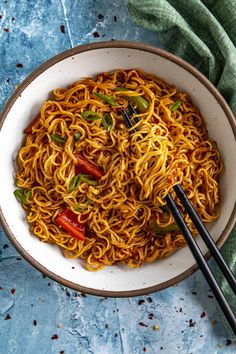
[15,69,223,271]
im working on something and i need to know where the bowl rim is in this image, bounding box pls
[0,40,236,297]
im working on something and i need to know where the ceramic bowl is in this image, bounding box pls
[0,41,236,297]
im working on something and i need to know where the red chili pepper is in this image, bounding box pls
[55,208,85,240]
[24,113,40,134]
[75,153,104,179]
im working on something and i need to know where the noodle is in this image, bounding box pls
[15,69,223,271]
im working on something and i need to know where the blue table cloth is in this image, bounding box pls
[0,1,235,353]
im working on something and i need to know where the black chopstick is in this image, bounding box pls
[121,107,236,335]
[173,184,236,295]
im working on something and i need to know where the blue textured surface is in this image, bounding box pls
[0,1,235,353]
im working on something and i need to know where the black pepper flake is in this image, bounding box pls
[98,13,104,20]
[143,347,147,352]
[66,290,70,297]
[114,16,117,22]
[48,283,51,286]
[139,322,148,327]
[114,333,118,337]
[191,291,197,295]
[0,15,2,19]
[51,334,59,340]
[71,266,75,269]
[189,319,196,327]
[138,299,145,305]
[10,288,15,294]
[180,297,184,300]
[226,339,232,346]
[160,347,163,350]
[16,257,22,260]
[181,330,184,333]
[200,334,203,337]
[0,287,3,290]
[33,320,37,326]
[102,34,105,37]
[60,351,64,354]
[147,297,153,303]
[105,324,108,329]
[16,63,23,68]
[208,295,214,298]
[5,314,11,320]
[93,31,100,38]
[3,244,9,249]
[3,28,9,32]
[60,25,65,33]
[148,313,154,320]
[200,311,206,318]
[179,308,183,313]
[12,17,15,21]
[42,274,46,278]
[80,293,86,297]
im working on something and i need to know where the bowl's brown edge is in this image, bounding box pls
[0,40,236,298]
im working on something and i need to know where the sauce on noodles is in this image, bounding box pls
[15,69,223,271]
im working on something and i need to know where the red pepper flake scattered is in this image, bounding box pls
[191,291,197,295]
[10,288,15,295]
[12,17,15,21]
[3,244,9,249]
[189,319,196,327]
[147,297,153,303]
[5,314,11,320]
[105,324,108,329]
[98,13,104,20]
[60,25,65,33]
[33,320,37,326]
[114,16,117,22]
[3,28,9,32]
[143,348,147,352]
[208,295,214,299]
[139,322,148,327]
[93,31,100,38]
[138,299,145,305]
[148,313,154,320]
[226,339,232,346]
[51,334,59,340]
[16,63,23,68]
[200,311,206,318]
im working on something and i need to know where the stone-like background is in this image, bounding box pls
[0,1,235,353]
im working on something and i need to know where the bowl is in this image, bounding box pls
[0,41,236,297]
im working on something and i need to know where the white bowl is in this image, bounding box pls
[0,41,235,297]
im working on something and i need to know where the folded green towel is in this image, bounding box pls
[126,0,236,336]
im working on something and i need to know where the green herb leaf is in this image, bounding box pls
[81,110,101,120]
[102,113,112,132]
[51,134,67,144]
[170,100,182,112]
[14,189,31,204]
[80,174,97,186]
[69,174,81,193]
[114,87,149,113]
[74,132,81,141]
[94,92,118,107]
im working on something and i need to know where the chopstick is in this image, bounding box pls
[121,104,236,335]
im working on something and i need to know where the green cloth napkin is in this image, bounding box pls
[126,0,236,336]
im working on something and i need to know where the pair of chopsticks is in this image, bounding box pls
[121,104,236,335]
